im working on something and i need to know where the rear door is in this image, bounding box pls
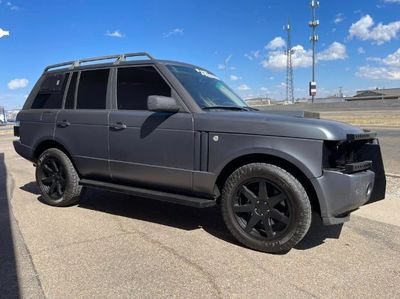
[18,72,69,152]
[108,65,194,192]
[55,69,111,180]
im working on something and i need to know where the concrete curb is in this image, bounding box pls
[4,161,46,298]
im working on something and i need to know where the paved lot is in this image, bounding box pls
[1,132,400,298]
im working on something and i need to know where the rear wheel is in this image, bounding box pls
[36,148,82,207]
[221,163,311,253]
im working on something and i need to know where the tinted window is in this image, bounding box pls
[65,72,77,109]
[117,66,171,110]
[77,69,109,109]
[31,73,69,109]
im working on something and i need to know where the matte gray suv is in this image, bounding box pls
[14,52,386,253]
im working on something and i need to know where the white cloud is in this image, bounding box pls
[237,84,250,91]
[244,50,260,61]
[356,48,400,80]
[357,47,366,54]
[1,1,18,10]
[384,0,400,3]
[217,64,225,70]
[260,87,269,92]
[334,13,345,24]
[163,28,184,38]
[0,28,10,38]
[348,14,400,45]
[8,78,28,90]
[262,42,347,70]
[262,45,313,70]
[230,75,240,81]
[105,30,124,38]
[317,42,347,61]
[382,48,400,66]
[356,66,400,80]
[244,53,253,61]
[265,36,286,50]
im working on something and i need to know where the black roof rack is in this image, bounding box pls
[44,52,154,72]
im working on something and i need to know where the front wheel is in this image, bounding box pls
[36,148,82,207]
[221,163,312,253]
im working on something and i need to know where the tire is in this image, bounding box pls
[221,163,311,253]
[35,148,82,207]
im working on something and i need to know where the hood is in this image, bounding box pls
[194,111,364,141]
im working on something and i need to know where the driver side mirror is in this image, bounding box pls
[147,95,180,113]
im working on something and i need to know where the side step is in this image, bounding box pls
[79,179,216,208]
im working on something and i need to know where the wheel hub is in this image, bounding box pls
[254,200,270,216]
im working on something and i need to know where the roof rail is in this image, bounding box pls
[44,52,154,72]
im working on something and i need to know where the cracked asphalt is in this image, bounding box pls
[1,133,400,298]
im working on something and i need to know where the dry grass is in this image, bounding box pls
[320,110,400,127]
[0,125,14,136]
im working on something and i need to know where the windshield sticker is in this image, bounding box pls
[195,68,219,80]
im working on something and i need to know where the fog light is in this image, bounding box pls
[366,183,373,198]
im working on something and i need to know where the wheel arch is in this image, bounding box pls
[215,153,321,215]
[33,139,80,175]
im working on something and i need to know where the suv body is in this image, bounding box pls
[14,53,386,252]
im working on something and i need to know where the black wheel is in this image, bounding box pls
[36,148,82,207]
[221,163,311,253]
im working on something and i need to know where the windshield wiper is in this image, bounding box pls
[202,105,254,111]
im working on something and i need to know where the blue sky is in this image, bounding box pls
[1,0,400,109]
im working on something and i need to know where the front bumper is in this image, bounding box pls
[311,170,375,225]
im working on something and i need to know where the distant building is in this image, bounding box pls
[6,109,20,122]
[0,106,5,124]
[245,97,277,106]
[345,88,400,101]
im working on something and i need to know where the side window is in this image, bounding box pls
[31,73,69,109]
[76,69,109,109]
[65,72,78,109]
[117,66,171,110]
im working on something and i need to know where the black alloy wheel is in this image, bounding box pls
[233,178,292,240]
[221,163,312,253]
[36,148,82,207]
[38,156,66,200]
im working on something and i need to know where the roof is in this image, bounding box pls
[355,88,400,97]
[44,52,201,74]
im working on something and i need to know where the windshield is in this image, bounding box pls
[167,64,248,109]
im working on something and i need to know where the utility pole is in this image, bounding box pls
[309,0,319,103]
[285,20,294,103]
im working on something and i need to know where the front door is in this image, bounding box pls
[108,66,194,192]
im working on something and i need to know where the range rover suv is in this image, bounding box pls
[14,52,386,253]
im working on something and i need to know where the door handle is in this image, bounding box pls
[56,120,70,128]
[110,122,127,130]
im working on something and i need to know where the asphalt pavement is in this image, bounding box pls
[1,131,400,298]
[370,127,400,175]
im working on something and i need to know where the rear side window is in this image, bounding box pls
[65,72,78,109]
[77,69,109,109]
[31,73,69,109]
[117,66,171,110]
